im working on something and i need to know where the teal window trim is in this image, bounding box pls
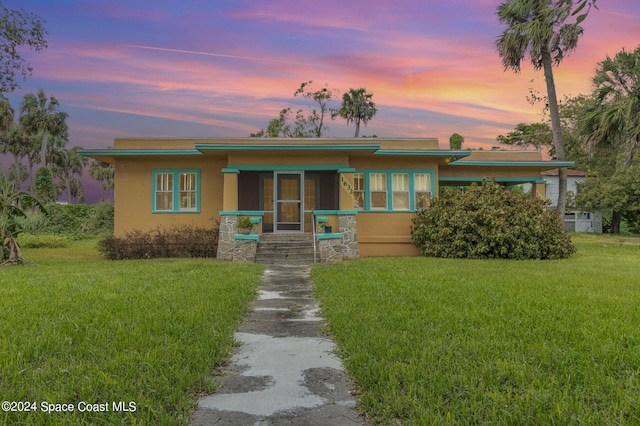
[152,169,201,214]
[357,169,436,212]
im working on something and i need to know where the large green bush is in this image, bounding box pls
[411,179,576,260]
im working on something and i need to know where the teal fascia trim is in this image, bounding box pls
[249,217,262,224]
[337,167,356,173]
[448,160,575,167]
[234,234,259,241]
[226,164,350,171]
[439,177,547,184]
[317,233,343,240]
[315,217,328,223]
[374,150,471,157]
[313,210,358,215]
[79,149,201,156]
[219,211,265,216]
[221,167,239,173]
[195,144,380,151]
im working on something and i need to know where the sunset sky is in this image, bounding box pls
[2,0,640,198]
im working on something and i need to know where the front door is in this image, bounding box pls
[275,172,302,232]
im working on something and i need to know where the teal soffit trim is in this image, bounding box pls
[439,177,547,184]
[448,160,575,167]
[78,149,201,156]
[374,150,471,157]
[226,164,350,171]
[195,143,380,151]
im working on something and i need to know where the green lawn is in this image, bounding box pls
[313,234,640,425]
[1,239,263,425]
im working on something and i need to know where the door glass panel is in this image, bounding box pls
[276,173,302,231]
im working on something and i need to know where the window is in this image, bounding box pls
[414,173,432,209]
[353,173,364,210]
[392,173,409,210]
[153,170,200,213]
[369,173,387,210]
[155,173,174,211]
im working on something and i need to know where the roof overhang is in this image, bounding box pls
[448,160,574,169]
[77,149,202,164]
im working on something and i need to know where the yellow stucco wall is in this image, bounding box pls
[113,156,225,236]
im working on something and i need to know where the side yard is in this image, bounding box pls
[1,239,263,425]
[313,234,640,424]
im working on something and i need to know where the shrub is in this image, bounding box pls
[411,179,576,260]
[16,234,71,248]
[97,223,219,260]
[16,202,114,237]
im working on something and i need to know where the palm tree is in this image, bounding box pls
[578,46,640,233]
[89,159,115,200]
[52,146,88,203]
[338,88,377,138]
[19,89,68,170]
[496,0,585,216]
[580,46,640,170]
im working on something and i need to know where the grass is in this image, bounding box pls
[1,239,263,425]
[313,233,640,425]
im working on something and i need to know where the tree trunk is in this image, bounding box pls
[1,237,26,266]
[40,129,49,168]
[611,210,621,234]
[542,51,567,217]
[354,119,360,138]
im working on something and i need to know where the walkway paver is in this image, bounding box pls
[191,265,366,425]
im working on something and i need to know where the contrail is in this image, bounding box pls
[125,44,316,66]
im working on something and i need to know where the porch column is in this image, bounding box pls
[338,168,355,211]
[221,168,238,212]
[532,181,546,200]
[218,168,239,260]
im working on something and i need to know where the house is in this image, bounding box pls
[79,138,572,261]
[541,169,603,233]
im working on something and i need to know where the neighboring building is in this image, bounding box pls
[541,169,603,233]
[80,138,572,261]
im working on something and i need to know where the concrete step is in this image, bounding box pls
[255,233,316,265]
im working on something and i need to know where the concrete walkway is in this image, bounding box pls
[191,265,367,425]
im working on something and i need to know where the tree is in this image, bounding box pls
[89,159,114,200]
[252,81,337,138]
[34,165,55,203]
[0,166,46,265]
[576,46,640,233]
[52,146,88,203]
[338,88,377,138]
[0,3,47,94]
[19,89,68,169]
[496,123,553,152]
[449,133,464,150]
[496,0,587,216]
[294,81,336,137]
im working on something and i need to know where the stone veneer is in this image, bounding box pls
[217,215,258,262]
[316,214,359,263]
